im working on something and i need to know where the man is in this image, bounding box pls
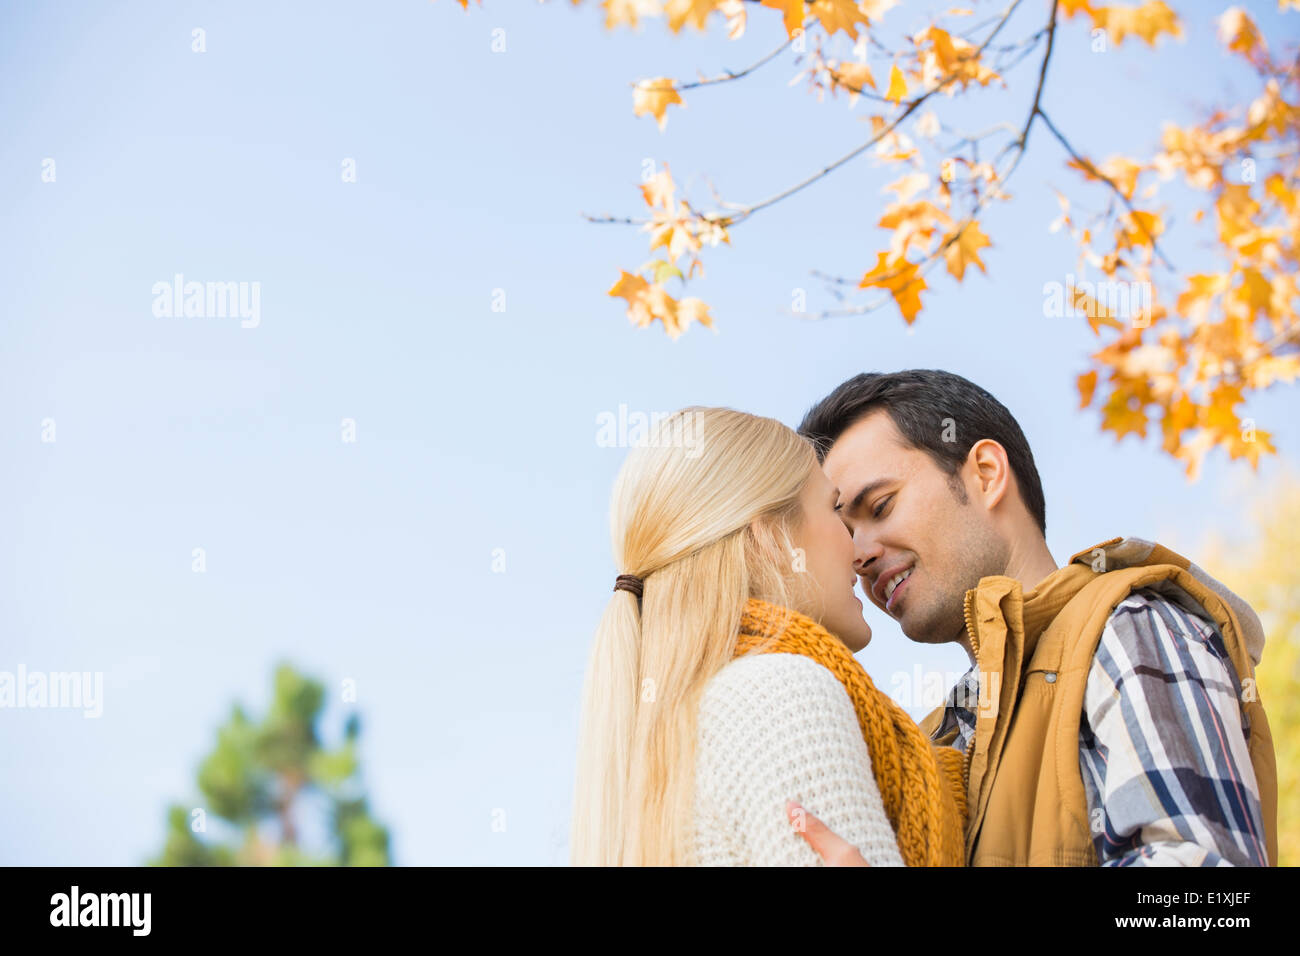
[787,369,1276,866]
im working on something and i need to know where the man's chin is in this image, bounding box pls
[899,613,946,646]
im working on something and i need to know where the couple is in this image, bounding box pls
[570,370,1279,867]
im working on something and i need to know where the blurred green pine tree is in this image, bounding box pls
[149,663,392,866]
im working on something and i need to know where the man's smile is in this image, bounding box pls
[870,560,915,612]
[884,569,912,613]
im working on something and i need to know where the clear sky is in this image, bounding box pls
[1,0,1296,866]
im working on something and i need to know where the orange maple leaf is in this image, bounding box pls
[943,222,991,280]
[1091,1,1183,48]
[1077,370,1099,409]
[885,63,908,104]
[633,77,684,130]
[859,252,928,323]
[759,0,807,38]
[808,0,876,40]
[1100,387,1151,440]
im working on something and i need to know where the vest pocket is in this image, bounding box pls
[1018,667,1059,705]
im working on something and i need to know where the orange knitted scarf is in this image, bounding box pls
[733,597,968,867]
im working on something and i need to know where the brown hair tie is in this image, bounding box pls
[613,574,644,600]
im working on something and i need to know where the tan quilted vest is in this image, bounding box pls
[918,537,1278,866]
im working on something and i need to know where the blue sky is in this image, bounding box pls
[1,0,1296,866]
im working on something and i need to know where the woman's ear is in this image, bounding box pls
[746,516,781,568]
[749,515,788,553]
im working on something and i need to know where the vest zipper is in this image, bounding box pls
[961,589,981,787]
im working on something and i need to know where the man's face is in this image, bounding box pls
[822,410,1009,647]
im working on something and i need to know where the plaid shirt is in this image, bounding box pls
[934,588,1268,866]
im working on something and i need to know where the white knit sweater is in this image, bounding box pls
[693,653,906,866]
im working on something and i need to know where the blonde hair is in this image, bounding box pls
[570,406,820,866]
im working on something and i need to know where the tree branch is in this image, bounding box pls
[588,0,1027,231]
[797,0,1055,311]
[1036,107,1176,270]
[650,34,795,93]
[733,0,1025,219]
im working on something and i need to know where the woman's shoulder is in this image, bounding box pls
[705,650,843,689]
[699,652,852,719]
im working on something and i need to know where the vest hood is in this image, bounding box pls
[1067,536,1266,666]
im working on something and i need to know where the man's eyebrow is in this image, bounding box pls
[836,478,895,514]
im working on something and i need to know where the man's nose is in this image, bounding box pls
[852,530,884,577]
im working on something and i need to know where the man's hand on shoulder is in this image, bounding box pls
[786,800,871,867]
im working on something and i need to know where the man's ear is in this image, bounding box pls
[968,438,1011,511]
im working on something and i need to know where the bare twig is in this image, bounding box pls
[799,0,1054,308]
[643,35,795,93]
[737,0,1025,220]
[1036,108,1176,270]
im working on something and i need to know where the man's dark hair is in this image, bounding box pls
[798,369,1047,535]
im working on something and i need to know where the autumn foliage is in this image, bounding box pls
[448,0,1300,478]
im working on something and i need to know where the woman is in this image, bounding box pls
[570,407,966,866]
